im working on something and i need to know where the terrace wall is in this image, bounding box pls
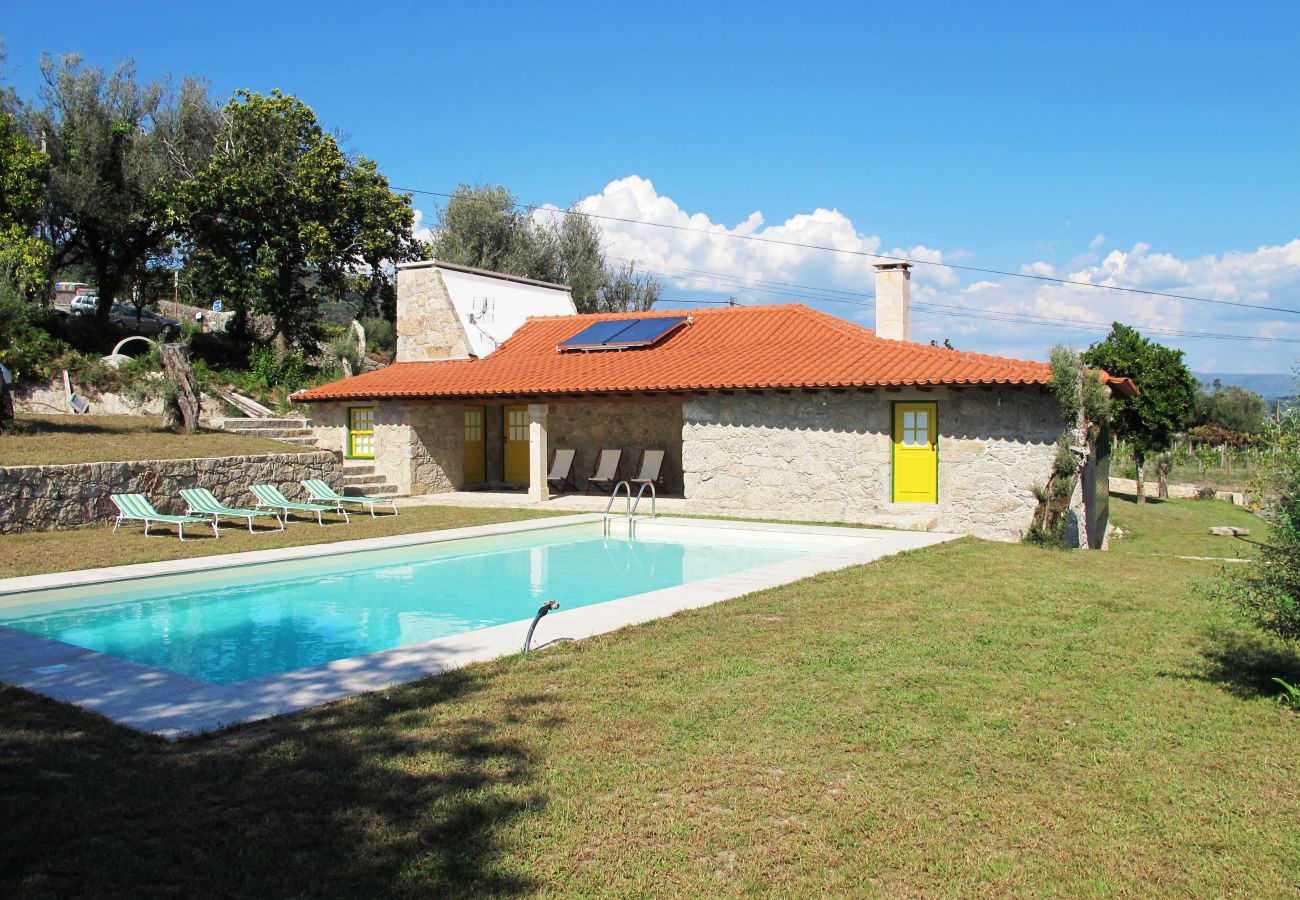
[0,450,340,533]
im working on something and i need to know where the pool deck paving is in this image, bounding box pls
[0,515,957,738]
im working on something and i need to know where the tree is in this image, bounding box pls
[0,109,50,293]
[35,55,220,320]
[181,90,420,347]
[431,183,661,314]
[1082,322,1196,503]
[1194,380,1266,435]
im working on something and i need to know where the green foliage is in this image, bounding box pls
[1194,380,1267,434]
[1048,345,1081,422]
[1214,404,1300,644]
[0,111,50,292]
[1082,323,1196,469]
[181,89,420,346]
[1081,370,1111,426]
[357,315,394,354]
[432,183,661,313]
[1054,435,1080,478]
[0,273,67,382]
[1274,678,1300,709]
[248,345,306,392]
[36,54,219,316]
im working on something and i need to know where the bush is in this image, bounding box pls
[358,315,395,354]
[1213,405,1300,644]
[0,278,69,383]
[248,346,307,393]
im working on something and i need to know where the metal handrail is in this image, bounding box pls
[630,481,657,521]
[603,480,632,536]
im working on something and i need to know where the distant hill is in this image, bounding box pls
[1193,372,1295,401]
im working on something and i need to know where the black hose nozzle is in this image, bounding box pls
[523,600,560,654]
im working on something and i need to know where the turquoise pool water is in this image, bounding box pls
[0,523,829,684]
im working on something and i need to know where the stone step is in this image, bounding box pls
[342,473,388,486]
[278,436,319,446]
[212,417,311,430]
[341,464,375,475]
[227,427,314,439]
[343,484,399,498]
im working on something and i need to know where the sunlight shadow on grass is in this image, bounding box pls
[1,669,554,896]
[1197,627,1300,700]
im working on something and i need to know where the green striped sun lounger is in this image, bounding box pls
[250,484,350,526]
[110,493,216,541]
[302,479,399,517]
[180,487,284,535]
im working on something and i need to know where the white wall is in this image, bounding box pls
[439,268,576,358]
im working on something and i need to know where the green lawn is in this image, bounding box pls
[1,497,1297,896]
[0,505,563,579]
[0,414,303,466]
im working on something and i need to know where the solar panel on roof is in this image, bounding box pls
[558,316,689,352]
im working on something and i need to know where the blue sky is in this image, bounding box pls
[4,0,1299,372]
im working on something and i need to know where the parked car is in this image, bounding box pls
[70,293,99,315]
[108,304,180,338]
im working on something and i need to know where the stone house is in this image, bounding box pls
[295,262,1134,543]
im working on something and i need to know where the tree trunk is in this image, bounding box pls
[1135,454,1146,504]
[160,343,201,432]
[1158,466,1169,500]
[0,381,13,429]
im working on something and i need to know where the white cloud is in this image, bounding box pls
[551,176,1300,372]
[411,207,436,245]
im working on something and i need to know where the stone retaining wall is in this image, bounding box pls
[1108,476,1245,505]
[0,451,340,533]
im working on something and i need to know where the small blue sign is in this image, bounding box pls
[212,300,223,312]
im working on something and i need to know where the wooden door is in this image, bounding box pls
[463,406,485,484]
[893,402,937,503]
[503,405,529,484]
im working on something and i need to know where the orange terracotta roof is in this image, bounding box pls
[296,304,1089,402]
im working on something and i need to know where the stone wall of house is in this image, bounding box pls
[545,401,685,493]
[310,400,459,495]
[0,451,340,533]
[681,387,1064,541]
[395,264,473,362]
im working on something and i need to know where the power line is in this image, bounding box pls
[630,258,1300,344]
[398,185,1300,317]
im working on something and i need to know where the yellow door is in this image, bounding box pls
[348,407,375,459]
[463,406,485,484]
[893,402,937,503]
[503,405,530,484]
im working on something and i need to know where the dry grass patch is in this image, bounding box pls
[0,414,303,466]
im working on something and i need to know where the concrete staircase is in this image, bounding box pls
[339,464,399,497]
[210,417,319,448]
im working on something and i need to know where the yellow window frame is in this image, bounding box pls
[348,406,376,459]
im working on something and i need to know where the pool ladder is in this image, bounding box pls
[603,480,657,538]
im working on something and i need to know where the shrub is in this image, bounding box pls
[358,315,395,354]
[1212,405,1300,645]
[248,346,307,393]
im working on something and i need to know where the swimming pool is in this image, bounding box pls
[0,515,955,735]
[0,522,831,683]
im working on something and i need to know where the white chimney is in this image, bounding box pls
[873,262,912,341]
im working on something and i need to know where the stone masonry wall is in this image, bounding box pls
[545,401,684,494]
[395,264,473,362]
[681,387,1063,541]
[0,451,340,533]
[311,400,459,495]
